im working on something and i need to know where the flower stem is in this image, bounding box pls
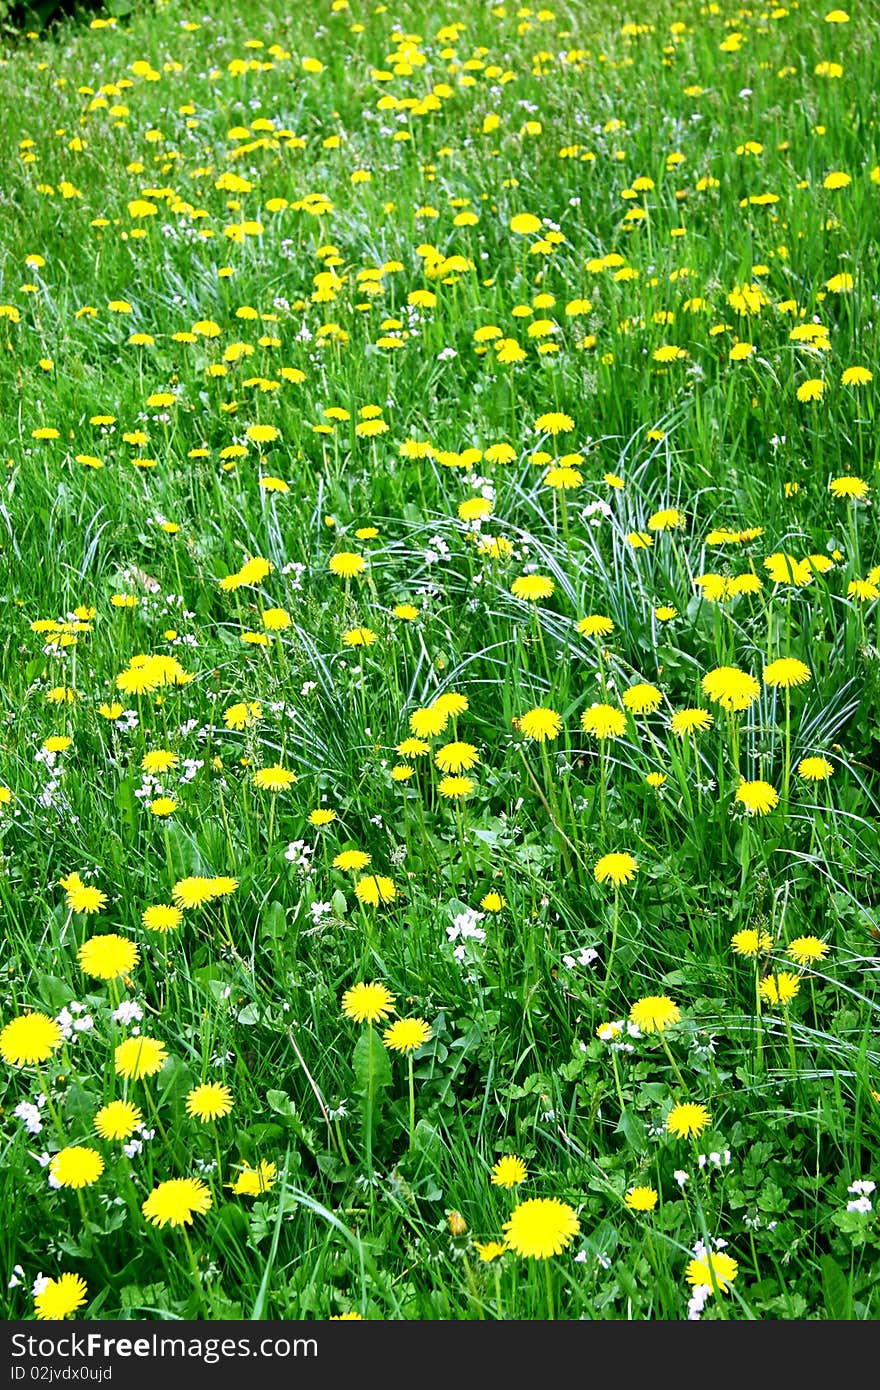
[544,1259,556,1320]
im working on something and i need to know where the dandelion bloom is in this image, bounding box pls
[245,423,280,444]
[343,627,377,647]
[354,874,396,906]
[502,1198,580,1259]
[647,508,685,532]
[434,691,470,719]
[578,614,614,637]
[829,475,868,499]
[491,1154,528,1188]
[1,1012,62,1066]
[341,981,396,1024]
[309,809,336,826]
[510,212,542,235]
[252,765,297,791]
[758,972,800,1006]
[581,704,626,738]
[511,574,555,602]
[50,1146,104,1189]
[63,880,107,915]
[519,706,562,742]
[594,852,638,887]
[736,780,779,816]
[142,749,178,773]
[481,892,506,912]
[630,995,680,1033]
[764,552,820,587]
[383,1018,432,1053]
[142,904,183,932]
[841,366,872,387]
[435,741,479,773]
[622,682,662,715]
[228,1160,276,1195]
[666,1102,711,1140]
[763,658,811,689]
[78,933,139,981]
[114,1035,168,1080]
[686,1251,738,1294]
[625,1186,658,1212]
[796,378,825,402]
[701,666,760,712]
[172,877,218,909]
[439,774,475,799]
[333,849,371,872]
[186,1082,233,1122]
[149,797,178,817]
[475,1241,507,1263]
[329,552,365,578]
[731,929,772,957]
[787,936,829,966]
[142,1177,212,1228]
[798,756,833,782]
[534,411,574,435]
[670,708,713,736]
[224,701,262,730]
[848,578,879,602]
[94,1100,142,1141]
[409,704,449,738]
[544,465,582,490]
[34,1273,88,1321]
[397,738,430,758]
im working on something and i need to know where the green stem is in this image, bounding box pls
[603,887,620,995]
[181,1226,209,1319]
[365,1025,375,1186]
[659,1032,686,1090]
[544,1259,555,1320]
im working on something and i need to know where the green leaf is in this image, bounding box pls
[352,1027,392,1097]
[265,1090,318,1152]
[822,1257,852,1321]
[114,776,138,837]
[261,900,286,942]
[37,974,74,1010]
[617,1108,647,1154]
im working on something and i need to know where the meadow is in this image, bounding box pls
[0,0,878,1321]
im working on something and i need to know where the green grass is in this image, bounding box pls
[0,0,879,1322]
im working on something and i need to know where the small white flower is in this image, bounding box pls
[113,999,143,1026]
[14,1102,43,1135]
[846,1196,872,1214]
[847,1179,875,1195]
[687,1284,710,1320]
